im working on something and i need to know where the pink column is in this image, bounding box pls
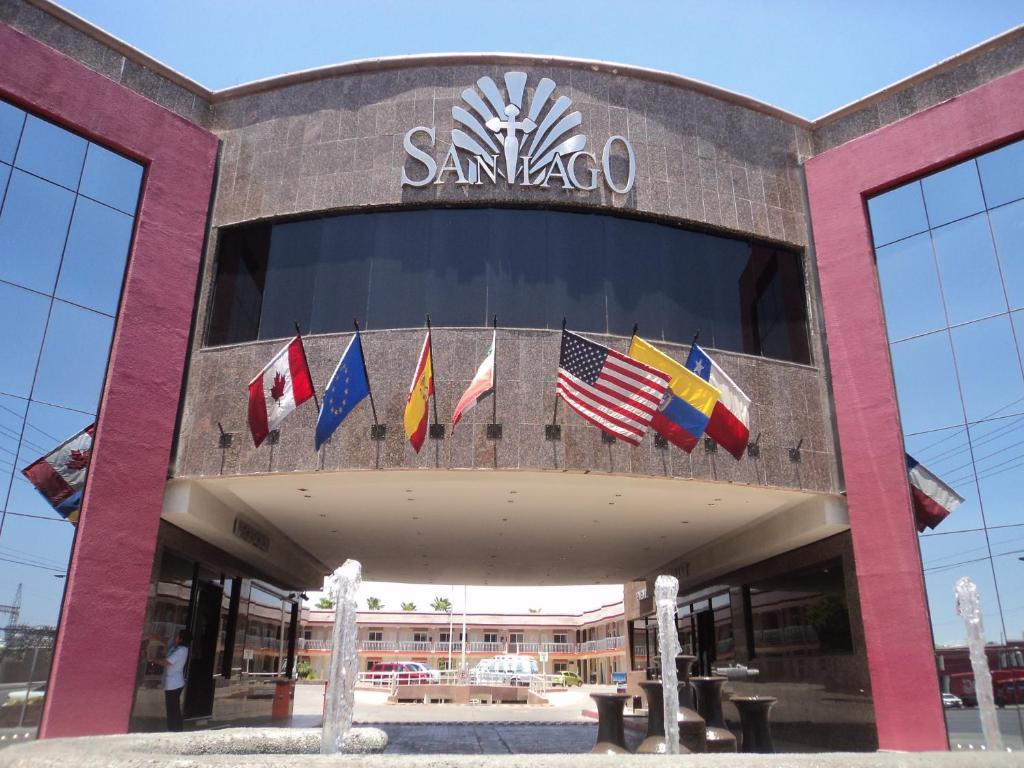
[805,67,1024,751]
[0,22,218,737]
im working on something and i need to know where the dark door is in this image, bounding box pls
[694,610,716,677]
[184,581,222,719]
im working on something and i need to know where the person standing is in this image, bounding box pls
[151,629,190,731]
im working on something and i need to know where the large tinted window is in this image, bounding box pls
[207,208,810,364]
[870,136,1024,748]
[0,97,142,733]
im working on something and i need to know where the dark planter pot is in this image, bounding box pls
[730,695,777,753]
[636,680,691,754]
[690,675,737,753]
[589,692,630,754]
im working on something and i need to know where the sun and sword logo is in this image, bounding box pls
[401,71,636,193]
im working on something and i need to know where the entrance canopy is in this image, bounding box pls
[162,470,847,589]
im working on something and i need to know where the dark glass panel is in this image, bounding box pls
[424,209,487,327]
[309,215,372,333]
[0,100,25,165]
[949,314,1024,425]
[55,197,134,315]
[206,224,270,346]
[32,300,114,413]
[258,218,320,340]
[889,331,963,434]
[14,115,87,190]
[876,233,945,342]
[206,208,810,362]
[867,182,928,247]
[0,282,49,398]
[0,170,76,293]
[988,199,1024,311]
[78,143,144,215]
[921,159,985,228]
[977,138,1024,209]
[931,213,1006,326]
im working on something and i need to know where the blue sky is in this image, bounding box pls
[56,0,1023,117]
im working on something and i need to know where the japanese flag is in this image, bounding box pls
[247,335,314,447]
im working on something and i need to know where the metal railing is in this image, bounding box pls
[303,638,630,655]
[579,637,625,653]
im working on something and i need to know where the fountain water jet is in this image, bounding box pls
[655,574,682,755]
[954,576,1003,752]
[321,559,362,755]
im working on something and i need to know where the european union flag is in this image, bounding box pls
[315,331,370,450]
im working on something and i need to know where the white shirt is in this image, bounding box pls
[162,645,188,691]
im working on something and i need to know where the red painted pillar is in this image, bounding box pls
[0,22,218,737]
[805,67,1024,751]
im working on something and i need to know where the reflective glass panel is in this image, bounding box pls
[919,530,997,645]
[875,233,945,341]
[931,213,1006,325]
[15,115,87,190]
[0,101,25,165]
[921,159,985,228]
[0,161,10,202]
[32,300,115,413]
[56,197,134,315]
[977,139,1024,209]
[988,199,1024,311]
[0,393,28,504]
[0,170,75,293]
[889,331,963,434]
[209,208,811,363]
[78,143,144,215]
[969,416,1024,528]
[949,314,1024,425]
[0,282,49,398]
[867,181,928,247]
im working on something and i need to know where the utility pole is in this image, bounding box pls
[461,585,468,672]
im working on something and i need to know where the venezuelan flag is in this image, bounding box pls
[404,331,434,453]
[628,336,720,452]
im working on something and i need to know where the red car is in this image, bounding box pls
[365,661,432,685]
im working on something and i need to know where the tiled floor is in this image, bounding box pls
[377,722,646,754]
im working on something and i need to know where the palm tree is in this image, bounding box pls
[431,596,453,612]
[400,602,417,611]
[366,597,384,610]
[316,597,334,609]
[528,607,542,613]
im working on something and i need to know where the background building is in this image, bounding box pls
[0,0,1021,750]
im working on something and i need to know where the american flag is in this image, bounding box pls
[556,330,671,445]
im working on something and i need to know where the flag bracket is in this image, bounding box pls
[429,424,446,440]
[600,432,616,445]
[703,437,717,454]
[747,432,761,459]
[653,434,668,450]
[486,423,503,440]
[217,422,233,449]
[268,430,280,446]
[789,438,803,463]
[545,424,561,441]
[370,424,387,441]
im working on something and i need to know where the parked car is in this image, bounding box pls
[941,692,964,709]
[3,683,45,706]
[364,661,431,685]
[555,670,583,687]
[471,655,538,685]
[995,681,1023,708]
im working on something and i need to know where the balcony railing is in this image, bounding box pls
[579,636,625,653]
[296,638,633,655]
[297,638,331,651]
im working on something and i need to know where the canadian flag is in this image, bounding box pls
[247,335,315,447]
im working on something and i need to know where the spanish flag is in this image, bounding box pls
[628,336,720,452]
[404,331,434,452]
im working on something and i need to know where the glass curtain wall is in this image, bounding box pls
[0,97,142,730]
[869,138,1024,743]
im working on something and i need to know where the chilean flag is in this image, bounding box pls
[907,453,963,532]
[686,344,751,459]
[248,335,315,447]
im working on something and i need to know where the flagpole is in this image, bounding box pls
[426,314,439,428]
[551,317,566,427]
[491,315,498,427]
[294,321,320,412]
[691,329,700,348]
[353,319,379,428]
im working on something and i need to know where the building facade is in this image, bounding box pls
[0,0,1022,750]
[298,603,628,685]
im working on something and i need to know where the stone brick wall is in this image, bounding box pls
[175,328,837,494]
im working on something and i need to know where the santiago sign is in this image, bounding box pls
[401,71,637,193]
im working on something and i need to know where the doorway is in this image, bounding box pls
[183,580,222,719]
[694,609,716,676]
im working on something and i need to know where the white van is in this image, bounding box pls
[490,655,538,686]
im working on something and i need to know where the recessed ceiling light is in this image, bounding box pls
[319,513,326,518]
[502,518,508,522]
[304,495,311,499]
[412,516,419,520]
[407,498,415,502]
[297,488,307,492]
[405,489,413,493]
[330,529,338,533]
[615,494,621,498]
